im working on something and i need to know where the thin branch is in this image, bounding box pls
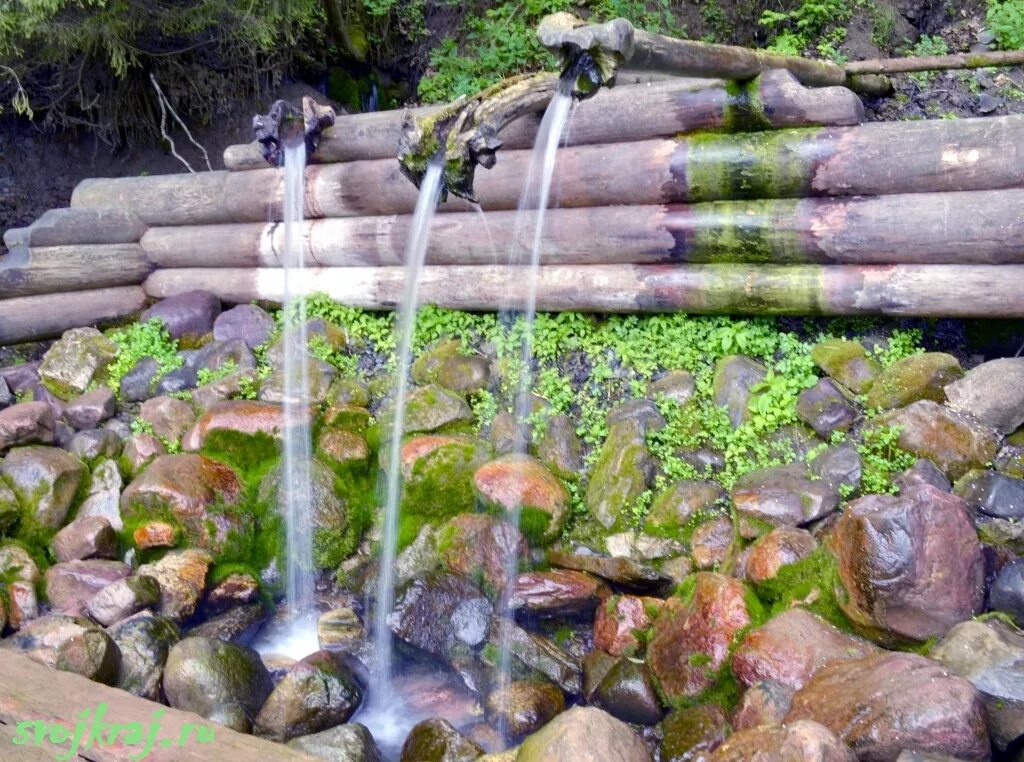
[149,72,213,172]
[845,49,1024,75]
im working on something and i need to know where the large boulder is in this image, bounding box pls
[383,384,474,433]
[474,453,568,544]
[646,573,755,702]
[516,706,652,762]
[51,515,117,561]
[388,573,492,661]
[730,463,839,528]
[181,399,298,451]
[86,574,161,626]
[710,721,854,761]
[1,445,85,528]
[586,421,656,529]
[398,434,491,521]
[254,650,364,741]
[0,401,55,452]
[810,339,879,394]
[258,457,347,559]
[930,619,1024,751]
[877,400,1000,480]
[162,636,273,727]
[945,357,1024,434]
[828,485,984,643]
[865,352,963,410]
[38,327,118,399]
[141,290,221,339]
[137,548,213,621]
[785,652,989,761]
[0,614,120,684]
[108,611,181,701]
[121,454,243,550]
[732,609,878,690]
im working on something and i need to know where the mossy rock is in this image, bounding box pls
[644,480,727,541]
[1,445,87,530]
[399,434,491,523]
[473,453,569,545]
[810,339,880,395]
[411,340,462,385]
[866,352,963,410]
[0,479,22,534]
[381,384,474,435]
[322,403,372,432]
[325,377,371,408]
[38,328,118,399]
[586,421,655,530]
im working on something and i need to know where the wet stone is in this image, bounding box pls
[990,558,1024,627]
[388,573,492,661]
[536,413,584,480]
[644,480,726,537]
[191,603,268,646]
[689,517,734,570]
[796,378,858,438]
[730,680,794,730]
[488,618,582,696]
[45,559,130,615]
[213,304,274,349]
[647,370,696,405]
[712,355,767,428]
[486,680,565,741]
[953,469,1024,520]
[1,445,85,528]
[119,357,161,402]
[548,549,671,593]
[593,656,663,726]
[437,513,526,596]
[865,352,963,410]
[86,574,161,626]
[744,527,818,585]
[808,443,861,493]
[38,327,117,399]
[287,723,382,762]
[51,515,118,561]
[0,401,55,452]
[107,611,181,701]
[142,290,221,339]
[317,607,363,651]
[510,569,608,617]
[896,458,951,494]
[660,704,729,762]
[68,428,122,464]
[0,614,121,684]
[400,718,483,762]
[139,395,197,444]
[945,357,1024,435]
[64,386,117,430]
[204,572,260,615]
[594,595,659,657]
[810,339,879,395]
[731,463,839,528]
[710,721,854,762]
[515,706,652,762]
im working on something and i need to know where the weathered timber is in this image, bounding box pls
[0,650,317,762]
[222,70,862,170]
[138,189,1024,268]
[79,114,1024,226]
[845,49,1024,75]
[0,286,146,344]
[0,244,153,298]
[143,264,1024,317]
[2,208,146,249]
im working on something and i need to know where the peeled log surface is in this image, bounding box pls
[0,286,146,344]
[2,207,146,249]
[139,190,1024,269]
[77,115,1024,226]
[0,244,152,298]
[222,70,862,170]
[143,264,1024,317]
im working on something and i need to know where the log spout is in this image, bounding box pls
[254,96,336,167]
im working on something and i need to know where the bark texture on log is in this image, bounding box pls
[0,286,147,344]
[222,70,862,170]
[76,115,1024,226]
[139,189,1024,268]
[144,264,1024,317]
[0,244,152,298]
[2,207,146,249]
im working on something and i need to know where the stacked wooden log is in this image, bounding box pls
[4,69,1024,344]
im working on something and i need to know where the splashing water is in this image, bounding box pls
[371,159,446,695]
[253,139,319,660]
[495,81,575,744]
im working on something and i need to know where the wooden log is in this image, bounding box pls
[139,189,1024,268]
[0,286,146,344]
[845,49,1024,75]
[2,208,146,249]
[222,70,862,170]
[0,650,317,762]
[79,115,1024,225]
[0,244,153,298]
[143,264,1024,317]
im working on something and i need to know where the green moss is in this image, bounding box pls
[397,512,429,552]
[722,78,773,133]
[687,652,712,667]
[516,506,553,546]
[201,430,281,486]
[752,546,854,631]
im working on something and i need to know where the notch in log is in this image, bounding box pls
[254,96,336,167]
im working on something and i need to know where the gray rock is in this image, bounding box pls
[189,337,256,374]
[731,463,839,528]
[946,358,1024,435]
[108,611,181,701]
[896,458,951,494]
[808,443,862,493]
[712,355,767,428]
[0,376,12,408]
[87,575,161,626]
[586,420,656,528]
[68,428,122,464]
[76,459,123,530]
[2,614,121,684]
[155,364,199,395]
[64,387,117,430]
[0,401,55,451]
[38,327,118,399]
[488,617,582,695]
[120,357,161,402]
[796,378,859,438]
[287,723,382,762]
[487,680,565,740]
[388,573,492,661]
[516,706,652,762]
[607,399,665,436]
[990,558,1024,627]
[0,362,40,394]
[865,352,963,411]
[647,370,696,406]
[163,636,273,724]
[190,603,268,646]
[930,619,1024,751]
[953,469,1024,520]
[0,445,85,528]
[213,304,275,349]
[45,559,130,615]
[139,395,197,444]
[259,359,336,405]
[142,290,221,339]
[51,516,117,562]
[536,414,584,480]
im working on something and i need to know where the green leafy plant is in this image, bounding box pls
[857,424,915,494]
[105,319,182,398]
[988,0,1024,50]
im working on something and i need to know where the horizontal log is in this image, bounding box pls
[140,189,1024,268]
[77,114,1024,226]
[0,244,152,298]
[0,650,317,762]
[143,264,1024,317]
[223,70,862,170]
[2,207,146,249]
[0,286,147,344]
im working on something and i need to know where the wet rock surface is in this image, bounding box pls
[388,573,493,661]
[510,569,608,617]
[486,680,565,740]
[517,705,652,762]
[1,614,121,684]
[660,704,729,762]
[710,720,855,762]
[731,463,839,527]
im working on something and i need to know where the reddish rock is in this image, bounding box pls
[646,573,753,701]
[137,548,213,621]
[121,454,243,551]
[317,427,369,465]
[828,485,984,643]
[732,609,878,690]
[731,463,839,528]
[120,432,166,475]
[44,560,130,615]
[710,720,855,762]
[511,570,609,617]
[51,516,118,561]
[437,513,526,594]
[690,517,734,570]
[731,680,794,730]
[139,395,196,444]
[549,550,671,592]
[205,572,260,615]
[594,595,659,656]
[786,652,989,761]
[745,527,818,585]
[133,521,178,549]
[0,545,40,629]
[473,454,569,543]
[64,387,117,430]
[181,399,303,451]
